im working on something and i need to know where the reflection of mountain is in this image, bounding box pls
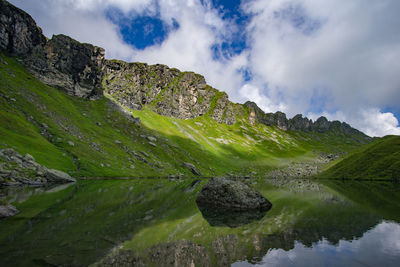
[97,192,383,266]
[1,179,397,266]
[197,203,270,228]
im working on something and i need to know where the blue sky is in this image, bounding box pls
[8,0,400,136]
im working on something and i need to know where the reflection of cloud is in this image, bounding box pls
[233,221,400,267]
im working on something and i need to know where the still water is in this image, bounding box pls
[0,178,399,266]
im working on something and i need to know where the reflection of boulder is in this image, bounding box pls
[197,203,270,228]
[196,178,272,211]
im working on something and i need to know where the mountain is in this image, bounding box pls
[0,0,371,179]
[319,135,400,180]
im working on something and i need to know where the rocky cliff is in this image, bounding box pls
[0,0,104,99]
[103,60,244,124]
[0,0,369,137]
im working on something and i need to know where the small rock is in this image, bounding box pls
[96,122,102,126]
[46,169,76,183]
[0,205,19,219]
[149,142,156,147]
[106,163,110,167]
[114,140,122,144]
[147,136,157,142]
[10,98,16,102]
[23,153,35,162]
[183,162,201,176]
[67,141,75,147]
[42,123,48,128]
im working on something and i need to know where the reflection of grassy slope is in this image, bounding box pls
[0,179,203,266]
[0,179,393,266]
[322,180,400,222]
[122,179,382,265]
[318,135,400,180]
[0,54,365,178]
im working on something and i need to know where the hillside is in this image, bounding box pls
[318,135,400,180]
[0,0,371,180]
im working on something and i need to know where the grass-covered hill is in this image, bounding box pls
[318,135,400,181]
[0,54,369,179]
[0,0,374,180]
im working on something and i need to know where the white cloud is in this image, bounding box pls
[241,0,400,136]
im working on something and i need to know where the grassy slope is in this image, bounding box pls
[318,135,400,180]
[0,54,365,178]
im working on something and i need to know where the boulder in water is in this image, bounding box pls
[196,178,272,211]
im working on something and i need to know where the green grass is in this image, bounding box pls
[318,135,400,180]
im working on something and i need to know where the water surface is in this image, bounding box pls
[0,178,399,266]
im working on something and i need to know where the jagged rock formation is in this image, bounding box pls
[0,0,369,136]
[245,101,369,137]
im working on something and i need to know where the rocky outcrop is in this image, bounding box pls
[196,178,272,211]
[0,148,76,186]
[103,60,243,124]
[0,0,104,99]
[26,34,105,99]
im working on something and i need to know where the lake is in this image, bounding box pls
[0,178,399,266]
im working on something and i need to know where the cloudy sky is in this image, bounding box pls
[9,0,400,136]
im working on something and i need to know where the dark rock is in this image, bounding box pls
[0,204,19,219]
[196,178,272,211]
[0,0,46,55]
[183,162,201,176]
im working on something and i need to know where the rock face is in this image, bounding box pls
[103,60,243,124]
[196,178,272,211]
[0,0,46,55]
[26,34,105,99]
[0,204,19,219]
[0,148,76,186]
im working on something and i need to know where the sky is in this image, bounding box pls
[9,0,400,137]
